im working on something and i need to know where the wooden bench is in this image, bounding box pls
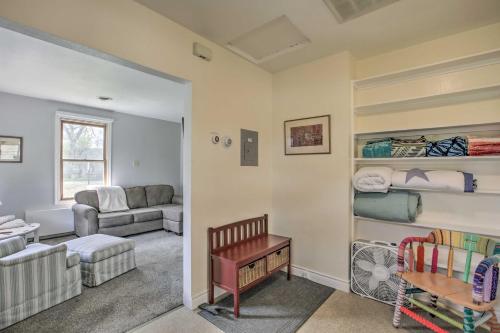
[208,214,291,317]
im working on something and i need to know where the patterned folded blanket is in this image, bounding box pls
[426,136,467,157]
[391,169,476,193]
[391,136,426,158]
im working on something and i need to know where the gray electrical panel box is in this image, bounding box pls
[241,129,258,166]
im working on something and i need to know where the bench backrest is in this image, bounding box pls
[208,214,268,253]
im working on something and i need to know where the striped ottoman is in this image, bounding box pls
[65,234,136,287]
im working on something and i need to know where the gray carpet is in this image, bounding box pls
[198,272,334,333]
[4,230,183,333]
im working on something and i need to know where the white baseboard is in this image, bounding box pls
[288,264,350,293]
[190,287,228,310]
[189,265,350,309]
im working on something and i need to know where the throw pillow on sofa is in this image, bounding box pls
[145,185,174,207]
[124,186,148,209]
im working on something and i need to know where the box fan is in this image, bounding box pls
[351,239,406,305]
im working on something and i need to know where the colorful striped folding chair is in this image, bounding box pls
[393,229,500,333]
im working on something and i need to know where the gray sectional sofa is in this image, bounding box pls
[72,185,183,237]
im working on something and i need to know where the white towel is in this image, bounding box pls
[0,219,27,230]
[0,215,16,225]
[391,170,465,192]
[96,186,129,213]
[353,167,393,193]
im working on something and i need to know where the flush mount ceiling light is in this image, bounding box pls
[323,0,400,23]
[98,96,113,101]
[226,15,310,64]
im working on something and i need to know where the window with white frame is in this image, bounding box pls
[56,112,112,202]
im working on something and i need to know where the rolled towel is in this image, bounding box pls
[391,169,474,193]
[0,215,16,225]
[353,191,422,223]
[353,167,393,193]
[0,219,27,230]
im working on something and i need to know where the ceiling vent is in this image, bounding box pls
[323,0,399,23]
[226,15,310,64]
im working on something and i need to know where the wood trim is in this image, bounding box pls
[283,114,331,156]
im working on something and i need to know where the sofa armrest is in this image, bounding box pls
[0,243,67,267]
[172,195,183,205]
[73,204,99,237]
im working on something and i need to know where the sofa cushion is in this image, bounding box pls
[66,250,80,268]
[98,211,133,228]
[74,190,99,210]
[131,208,163,223]
[64,234,135,263]
[155,204,183,222]
[124,186,148,209]
[0,236,25,258]
[145,185,174,207]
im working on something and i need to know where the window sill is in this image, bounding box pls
[55,200,75,207]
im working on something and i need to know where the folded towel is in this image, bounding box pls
[0,215,16,225]
[353,192,422,223]
[392,169,474,193]
[0,219,27,230]
[468,136,500,156]
[362,138,392,158]
[96,186,129,213]
[353,167,393,193]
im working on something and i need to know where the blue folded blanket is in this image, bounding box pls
[426,136,467,157]
[353,191,422,223]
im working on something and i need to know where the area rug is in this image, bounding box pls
[198,272,334,333]
[3,230,183,333]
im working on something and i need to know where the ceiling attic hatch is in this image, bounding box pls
[323,0,400,23]
[226,15,310,64]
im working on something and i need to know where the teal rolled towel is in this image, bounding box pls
[353,191,422,223]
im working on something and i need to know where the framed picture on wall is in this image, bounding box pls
[0,136,23,163]
[284,115,331,155]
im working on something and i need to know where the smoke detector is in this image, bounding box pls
[323,0,399,23]
[226,15,310,64]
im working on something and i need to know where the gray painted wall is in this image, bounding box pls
[0,91,181,218]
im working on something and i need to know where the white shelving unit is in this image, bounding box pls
[355,84,500,114]
[350,49,500,241]
[354,156,500,164]
[354,216,500,238]
[353,48,500,89]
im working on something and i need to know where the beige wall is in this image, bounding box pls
[272,52,353,287]
[0,0,273,303]
[356,22,500,79]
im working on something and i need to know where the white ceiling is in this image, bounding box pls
[0,26,186,123]
[136,0,500,73]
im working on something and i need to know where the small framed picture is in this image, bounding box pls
[284,115,331,155]
[0,136,23,163]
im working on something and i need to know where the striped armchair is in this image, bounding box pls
[0,237,82,329]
